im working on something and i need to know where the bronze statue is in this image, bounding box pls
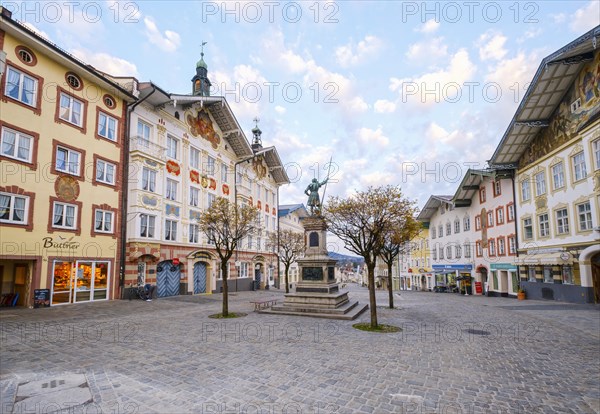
[305,178,328,215]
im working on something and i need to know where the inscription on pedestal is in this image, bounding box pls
[303,267,323,281]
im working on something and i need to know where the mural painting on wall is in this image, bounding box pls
[520,52,600,168]
[166,160,181,176]
[186,109,220,149]
[253,156,267,179]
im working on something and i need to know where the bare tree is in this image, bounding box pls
[197,197,259,316]
[325,185,415,328]
[380,215,421,309]
[268,229,305,293]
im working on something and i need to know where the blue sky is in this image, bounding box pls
[8,1,599,210]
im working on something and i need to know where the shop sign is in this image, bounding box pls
[33,289,50,308]
[432,264,472,270]
[490,263,517,270]
[526,247,564,255]
[42,237,80,249]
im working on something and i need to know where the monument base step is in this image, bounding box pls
[260,300,368,320]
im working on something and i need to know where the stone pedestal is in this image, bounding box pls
[262,216,367,320]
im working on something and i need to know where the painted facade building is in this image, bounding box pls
[278,203,308,289]
[0,8,135,306]
[400,227,432,291]
[490,27,600,303]
[113,55,289,297]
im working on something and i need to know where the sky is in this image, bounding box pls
[5,0,599,253]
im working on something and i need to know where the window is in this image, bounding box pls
[523,218,533,239]
[257,237,262,251]
[265,214,269,230]
[521,179,531,202]
[487,211,494,227]
[498,238,505,255]
[56,146,80,176]
[166,179,177,201]
[463,216,470,231]
[236,171,243,184]
[438,225,443,238]
[137,120,151,145]
[247,235,253,249]
[190,187,199,207]
[439,247,444,260]
[551,162,565,190]
[96,159,115,185]
[189,223,199,243]
[577,201,593,231]
[496,208,504,225]
[572,152,587,181]
[489,239,496,256]
[140,214,155,238]
[432,248,437,260]
[0,193,28,224]
[190,147,200,169]
[5,67,37,106]
[479,187,486,203]
[431,227,436,239]
[52,202,77,229]
[562,266,573,285]
[507,204,515,222]
[508,236,516,255]
[207,229,216,245]
[94,210,113,233]
[66,73,82,89]
[446,222,451,236]
[464,243,471,258]
[528,267,536,282]
[476,241,483,257]
[103,95,116,109]
[1,127,32,162]
[446,245,452,259]
[165,219,177,241]
[455,245,462,258]
[207,193,216,209]
[206,156,215,175]
[142,168,156,192]
[534,172,546,196]
[556,208,569,234]
[543,266,553,283]
[221,163,228,183]
[493,181,501,197]
[59,92,83,127]
[538,213,550,237]
[167,135,178,159]
[454,219,460,234]
[593,139,600,170]
[239,262,249,278]
[17,48,34,64]
[98,112,117,141]
[475,215,481,231]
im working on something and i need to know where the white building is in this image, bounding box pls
[277,204,308,289]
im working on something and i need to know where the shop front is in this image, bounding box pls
[51,260,111,305]
[433,264,473,293]
[489,263,518,297]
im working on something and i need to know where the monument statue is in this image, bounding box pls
[305,178,328,215]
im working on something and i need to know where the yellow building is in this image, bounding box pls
[0,8,135,306]
[400,227,432,291]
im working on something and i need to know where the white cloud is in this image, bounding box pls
[335,35,383,68]
[70,49,138,77]
[476,30,508,61]
[143,17,180,53]
[406,37,448,61]
[275,106,286,114]
[485,51,539,95]
[212,64,267,118]
[570,1,600,32]
[416,19,440,34]
[22,22,50,40]
[551,13,566,24]
[374,99,396,113]
[357,126,389,147]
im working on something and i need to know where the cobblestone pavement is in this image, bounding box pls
[1,285,599,413]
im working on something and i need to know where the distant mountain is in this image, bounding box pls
[328,252,364,264]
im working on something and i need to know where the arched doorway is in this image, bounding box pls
[156,260,180,297]
[593,253,600,303]
[193,262,208,294]
[254,263,263,290]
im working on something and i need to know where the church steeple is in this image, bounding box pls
[192,42,211,96]
[251,117,263,153]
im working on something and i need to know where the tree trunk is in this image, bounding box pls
[387,261,394,309]
[221,261,229,317]
[284,263,290,294]
[367,263,378,328]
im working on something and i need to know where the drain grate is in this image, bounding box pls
[465,329,490,336]
[41,380,66,389]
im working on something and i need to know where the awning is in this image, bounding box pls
[514,253,574,266]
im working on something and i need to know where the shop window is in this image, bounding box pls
[1,127,32,163]
[97,111,117,141]
[577,201,593,231]
[5,66,37,106]
[528,266,536,282]
[52,201,77,229]
[561,266,573,285]
[96,159,115,185]
[543,266,553,283]
[140,214,156,238]
[0,192,29,225]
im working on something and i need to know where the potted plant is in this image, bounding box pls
[517,288,526,300]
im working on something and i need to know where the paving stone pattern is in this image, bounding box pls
[0,286,598,413]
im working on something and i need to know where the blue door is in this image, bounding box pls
[193,262,207,294]
[156,260,180,297]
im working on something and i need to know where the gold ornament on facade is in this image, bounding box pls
[55,176,80,202]
[535,195,547,211]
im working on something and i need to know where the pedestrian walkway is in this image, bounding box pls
[1,286,598,413]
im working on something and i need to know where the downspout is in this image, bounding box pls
[119,85,157,297]
[276,185,280,289]
[510,169,521,288]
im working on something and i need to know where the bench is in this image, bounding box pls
[249,299,278,311]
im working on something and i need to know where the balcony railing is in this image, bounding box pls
[130,136,166,161]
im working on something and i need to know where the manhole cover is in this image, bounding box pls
[465,329,490,336]
[14,374,93,413]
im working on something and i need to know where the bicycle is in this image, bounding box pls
[128,275,152,301]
